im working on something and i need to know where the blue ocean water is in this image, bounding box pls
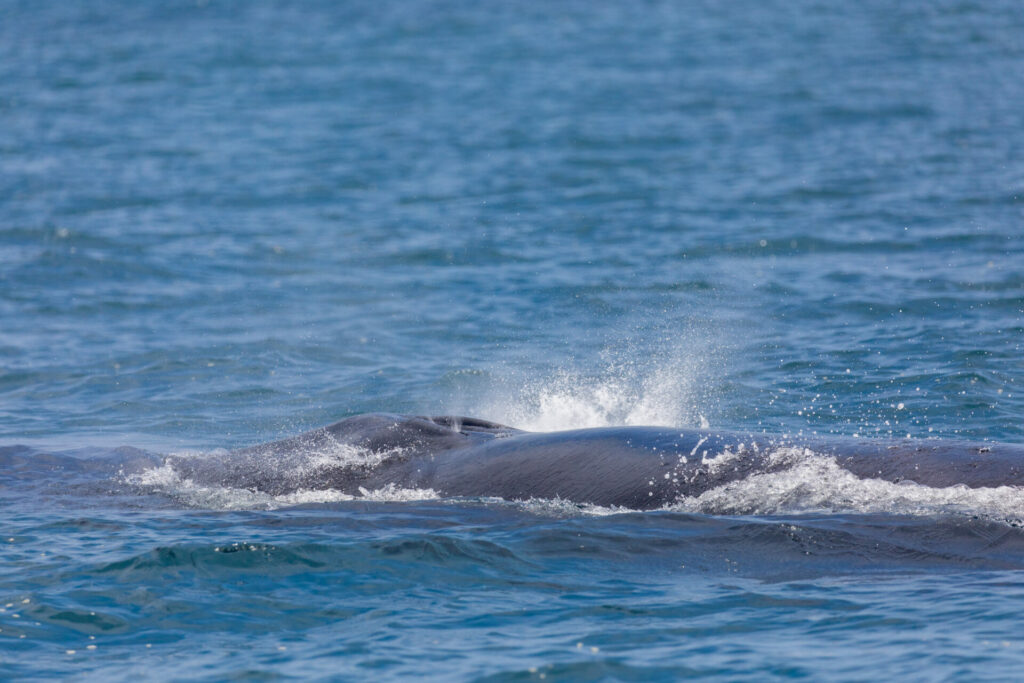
[2,0,1024,679]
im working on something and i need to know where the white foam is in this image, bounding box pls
[219,435,406,486]
[125,460,437,511]
[670,446,1024,523]
[287,436,401,474]
[511,496,627,517]
[356,483,440,503]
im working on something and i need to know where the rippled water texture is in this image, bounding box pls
[2,0,1024,679]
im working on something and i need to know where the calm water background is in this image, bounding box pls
[2,0,1024,679]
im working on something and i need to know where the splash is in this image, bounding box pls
[466,343,718,432]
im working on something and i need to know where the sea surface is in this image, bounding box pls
[2,0,1024,679]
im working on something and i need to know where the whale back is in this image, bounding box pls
[164,414,1024,507]
[372,426,766,509]
[168,413,518,495]
[228,413,518,459]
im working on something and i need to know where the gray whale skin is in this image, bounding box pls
[172,413,1024,509]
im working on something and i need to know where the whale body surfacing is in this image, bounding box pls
[164,413,1024,510]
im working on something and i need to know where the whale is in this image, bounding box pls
[167,413,1024,509]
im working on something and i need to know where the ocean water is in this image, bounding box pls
[2,0,1024,679]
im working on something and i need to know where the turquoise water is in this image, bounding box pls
[2,0,1024,679]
